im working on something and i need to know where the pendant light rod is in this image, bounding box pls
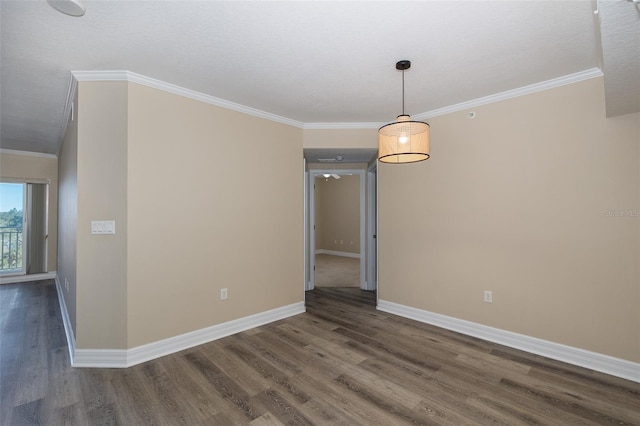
[402,67,405,115]
[396,60,411,116]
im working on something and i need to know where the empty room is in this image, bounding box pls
[1,1,639,424]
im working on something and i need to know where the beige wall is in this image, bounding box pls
[378,77,640,363]
[54,73,638,366]
[1,152,58,272]
[57,82,130,349]
[315,174,360,254]
[76,81,129,349]
[303,128,377,149]
[57,88,78,335]
[57,80,304,350]
[126,83,304,347]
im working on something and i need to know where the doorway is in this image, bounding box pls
[0,183,26,275]
[314,172,361,288]
[0,181,48,277]
[306,169,375,293]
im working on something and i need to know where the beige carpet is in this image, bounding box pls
[315,254,360,287]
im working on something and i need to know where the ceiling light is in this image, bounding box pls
[319,173,341,180]
[378,60,430,164]
[47,0,86,17]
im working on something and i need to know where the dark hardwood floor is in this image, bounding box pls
[1,281,639,425]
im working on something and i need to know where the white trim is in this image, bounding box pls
[298,68,604,129]
[72,70,129,82]
[74,349,127,368]
[303,122,380,130]
[66,68,602,132]
[308,172,316,290]
[55,275,76,365]
[71,70,304,129]
[366,162,377,293]
[21,183,28,276]
[0,271,57,284]
[72,302,305,368]
[56,74,78,156]
[304,161,311,292]
[316,249,360,259]
[413,68,603,121]
[359,170,368,289]
[0,149,57,159]
[377,299,640,383]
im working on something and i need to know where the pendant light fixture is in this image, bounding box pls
[378,60,430,164]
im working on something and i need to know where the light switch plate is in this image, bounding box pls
[91,220,116,234]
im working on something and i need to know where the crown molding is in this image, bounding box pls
[71,70,128,81]
[68,67,602,132]
[71,70,305,129]
[303,122,380,130]
[0,148,57,159]
[413,67,604,121]
[56,74,78,156]
[305,68,603,129]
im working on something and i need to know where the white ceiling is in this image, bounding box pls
[598,0,640,117]
[1,0,638,156]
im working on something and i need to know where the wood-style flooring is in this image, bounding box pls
[1,281,639,425]
[314,254,360,288]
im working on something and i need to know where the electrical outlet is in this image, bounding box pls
[220,288,228,300]
[484,290,493,303]
[65,278,69,291]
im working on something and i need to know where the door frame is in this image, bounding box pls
[0,178,51,278]
[366,162,378,295]
[307,168,366,291]
[0,181,28,276]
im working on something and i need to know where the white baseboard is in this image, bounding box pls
[54,275,76,365]
[1,271,57,285]
[72,302,306,368]
[377,299,640,383]
[54,275,305,368]
[74,349,127,368]
[316,249,360,259]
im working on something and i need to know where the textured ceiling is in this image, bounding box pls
[0,0,637,155]
[598,0,640,117]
